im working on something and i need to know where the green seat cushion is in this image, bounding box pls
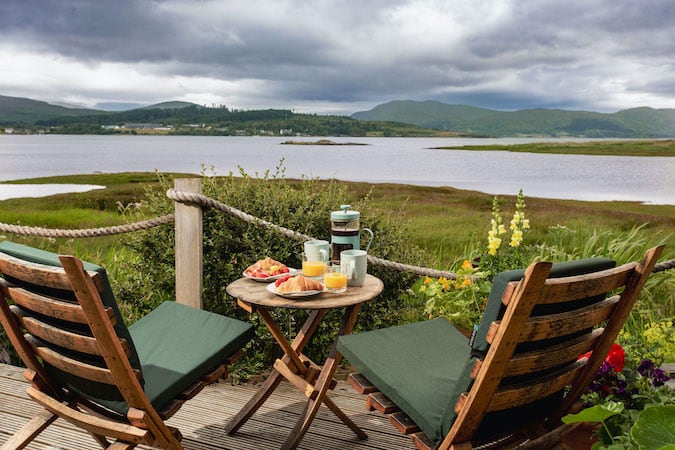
[129,301,254,413]
[337,258,617,445]
[338,318,469,442]
[0,241,255,417]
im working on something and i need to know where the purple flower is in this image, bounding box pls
[650,368,670,387]
[638,359,655,377]
[598,360,612,376]
[614,378,628,396]
[637,359,671,387]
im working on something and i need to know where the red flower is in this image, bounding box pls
[577,343,625,373]
[606,343,625,372]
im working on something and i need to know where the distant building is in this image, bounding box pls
[122,123,170,130]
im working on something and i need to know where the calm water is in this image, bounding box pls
[0,135,673,204]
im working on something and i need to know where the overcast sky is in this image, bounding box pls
[1,0,674,115]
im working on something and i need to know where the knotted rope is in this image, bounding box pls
[0,189,672,278]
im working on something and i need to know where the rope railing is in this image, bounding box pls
[0,215,175,238]
[0,188,672,278]
[164,189,462,279]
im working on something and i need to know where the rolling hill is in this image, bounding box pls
[0,95,103,125]
[352,100,675,138]
[142,101,197,110]
[0,95,198,125]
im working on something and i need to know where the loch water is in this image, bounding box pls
[0,135,673,204]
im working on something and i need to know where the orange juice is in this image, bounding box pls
[302,260,325,277]
[324,271,347,291]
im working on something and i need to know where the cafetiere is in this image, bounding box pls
[330,205,373,261]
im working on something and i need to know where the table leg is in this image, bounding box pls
[225,308,327,435]
[281,304,367,450]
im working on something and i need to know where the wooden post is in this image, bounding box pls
[174,178,203,309]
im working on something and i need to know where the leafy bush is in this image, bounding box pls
[116,164,431,377]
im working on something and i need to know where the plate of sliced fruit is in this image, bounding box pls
[243,257,296,282]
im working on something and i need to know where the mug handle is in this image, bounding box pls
[320,248,329,262]
[360,228,374,252]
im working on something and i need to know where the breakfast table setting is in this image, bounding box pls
[224,206,383,450]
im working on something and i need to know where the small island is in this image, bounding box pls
[281,139,368,146]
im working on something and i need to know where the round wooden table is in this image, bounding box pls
[225,274,384,450]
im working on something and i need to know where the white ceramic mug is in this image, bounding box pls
[340,249,367,287]
[304,239,330,262]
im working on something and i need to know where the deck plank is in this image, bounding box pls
[0,363,412,449]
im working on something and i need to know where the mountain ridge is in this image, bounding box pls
[3,94,675,138]
[351,100,675,137]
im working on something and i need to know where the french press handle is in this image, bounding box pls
[360,228,374,252]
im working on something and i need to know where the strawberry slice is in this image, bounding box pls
[275,275,293,287]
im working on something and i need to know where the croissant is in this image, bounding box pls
[277,275,324,293]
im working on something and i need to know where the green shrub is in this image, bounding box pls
[116,165,431,377]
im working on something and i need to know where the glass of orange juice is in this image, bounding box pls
[302,252,326,279]
[323,261,348,293]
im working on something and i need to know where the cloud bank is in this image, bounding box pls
[1,0,674,114]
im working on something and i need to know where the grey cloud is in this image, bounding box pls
[1,0,674,112]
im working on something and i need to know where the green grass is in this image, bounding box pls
[434,139,675,157]
[344,182,674,268]
[2,173,673,269]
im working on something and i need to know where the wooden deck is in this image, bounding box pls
[0,363,413,450]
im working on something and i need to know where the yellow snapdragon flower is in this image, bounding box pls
[488,236,501,255]
[510,229,523,248]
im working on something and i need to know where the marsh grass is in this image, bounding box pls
[1,172,672,350]
[2,172,672,268]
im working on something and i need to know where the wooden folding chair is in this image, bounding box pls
[0,241,255,449]
[338,246,663,449]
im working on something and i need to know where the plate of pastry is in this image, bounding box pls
[243,257,296,282]
[266,275,325,298]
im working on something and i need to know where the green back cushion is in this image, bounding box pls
[440,257,616,439]
[338,318,470,442]
[470,257,616,357]
[129,301,254,413]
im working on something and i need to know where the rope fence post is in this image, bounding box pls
[174,178,203,309]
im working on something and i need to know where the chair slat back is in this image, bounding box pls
[442,246,663,447]
[0,252,143,404]
[535,264,635,305]
[487,295,620,344]
[0,253,106,292]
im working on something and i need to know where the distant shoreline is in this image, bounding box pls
[281,139,368,146]
[431,139,675,157]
